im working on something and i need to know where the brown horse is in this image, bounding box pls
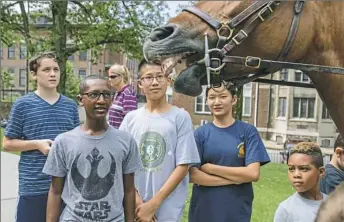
[143,1,344,137]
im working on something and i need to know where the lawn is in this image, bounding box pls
[182,163,294,222]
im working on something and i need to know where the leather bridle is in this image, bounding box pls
[182,1,344,88]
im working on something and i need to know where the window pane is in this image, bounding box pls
[196,104,203,112]
[79,51,87,61]
[243,96,251,115]
[293,98,300,117]
[19,69,26,86]
[280,69,288,81]
[307,98,315,118]
[302,73,309,82]
[196,96,203,104]
[300,98,307,118]
[295,71,302,82]
[79,69,86,79]
[278,97,286,117]
[205,105,211,112]
[20,44,27,59]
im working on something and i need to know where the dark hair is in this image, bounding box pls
[334,134,344,151]
[29,51,57,73]
[138,59,161,78]
[290,142,324,168]
[79,75,108,94]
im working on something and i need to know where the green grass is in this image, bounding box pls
[0,127,21,155]
[182,163,294,222]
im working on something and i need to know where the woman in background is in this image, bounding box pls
[108,64,137,128]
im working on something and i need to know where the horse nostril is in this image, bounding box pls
[149,25,176,42]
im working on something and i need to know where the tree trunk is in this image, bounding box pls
[51,1,68,94]
[234,86,243,120]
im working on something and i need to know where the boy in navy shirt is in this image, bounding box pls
[188,82,270,222]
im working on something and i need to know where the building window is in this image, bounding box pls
[294,70,309,82]
[8,45,16,59]
[242,83,252,116]
[19,69,27,87]
[195,86,211,114]
[321,139,331,148]
[79,50,87,61]
[20,44,27,59]
[293,97,315,118]
[278,97,287,117]
[280,69,288,81]
[79,69,86,79]
[167,95,173,104]
[7,68,15,74]
[322,103,331,119]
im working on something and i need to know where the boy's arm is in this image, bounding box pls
[3,136,52,155]
[47,176,64,222]
[123,173,136,222]
[189,167,239,186]
[135,164,189,221]
[201,162,260,183]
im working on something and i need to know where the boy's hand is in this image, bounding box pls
[36,139,53,155]
[135,200,159,222]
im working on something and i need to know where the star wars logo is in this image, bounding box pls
[74,201,111,220]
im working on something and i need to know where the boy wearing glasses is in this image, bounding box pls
[4,52,80,222]
[119,60,200,222]
[43,75,142,222]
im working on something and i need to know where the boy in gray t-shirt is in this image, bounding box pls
[274,142,327,222]
[119,60,200,222]
[43,76,141,222]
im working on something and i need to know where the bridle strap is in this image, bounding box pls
[182,7,222,30]
[276,0,305,61]
[222,56,344,75]
[220,1,280,56]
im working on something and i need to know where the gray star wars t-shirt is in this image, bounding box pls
[119,106,200,222]
[43,126,142,222]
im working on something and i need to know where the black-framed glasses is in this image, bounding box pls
[81,91,114,100]
[140,74,166,85]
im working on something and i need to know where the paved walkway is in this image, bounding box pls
[1,152,19,222]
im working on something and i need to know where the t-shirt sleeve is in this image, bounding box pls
[122,90,137,115]
[119,114,129,132]
[123,136,142,174]
[273,204,288,222]
[43,135,67,177]
[193,128,204,169]
[73,103,80,127]
[5,100,24,139]
[244,125,270,166]
[175,111,200,166]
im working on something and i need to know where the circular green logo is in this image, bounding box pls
[139,131,166,168]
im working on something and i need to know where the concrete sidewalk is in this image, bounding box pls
[1,151,19,222]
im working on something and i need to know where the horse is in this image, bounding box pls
[142,1,344,138]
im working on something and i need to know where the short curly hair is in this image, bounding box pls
[29,51,57,73]
[289,142,323,168]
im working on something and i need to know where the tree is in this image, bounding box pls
[1,71,14,89]
[1,1,169,94]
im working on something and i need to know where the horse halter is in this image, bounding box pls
[182,0,282,87]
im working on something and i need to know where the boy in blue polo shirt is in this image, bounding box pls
[3,51,80,222]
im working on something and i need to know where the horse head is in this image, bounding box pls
[143,1,316,96]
